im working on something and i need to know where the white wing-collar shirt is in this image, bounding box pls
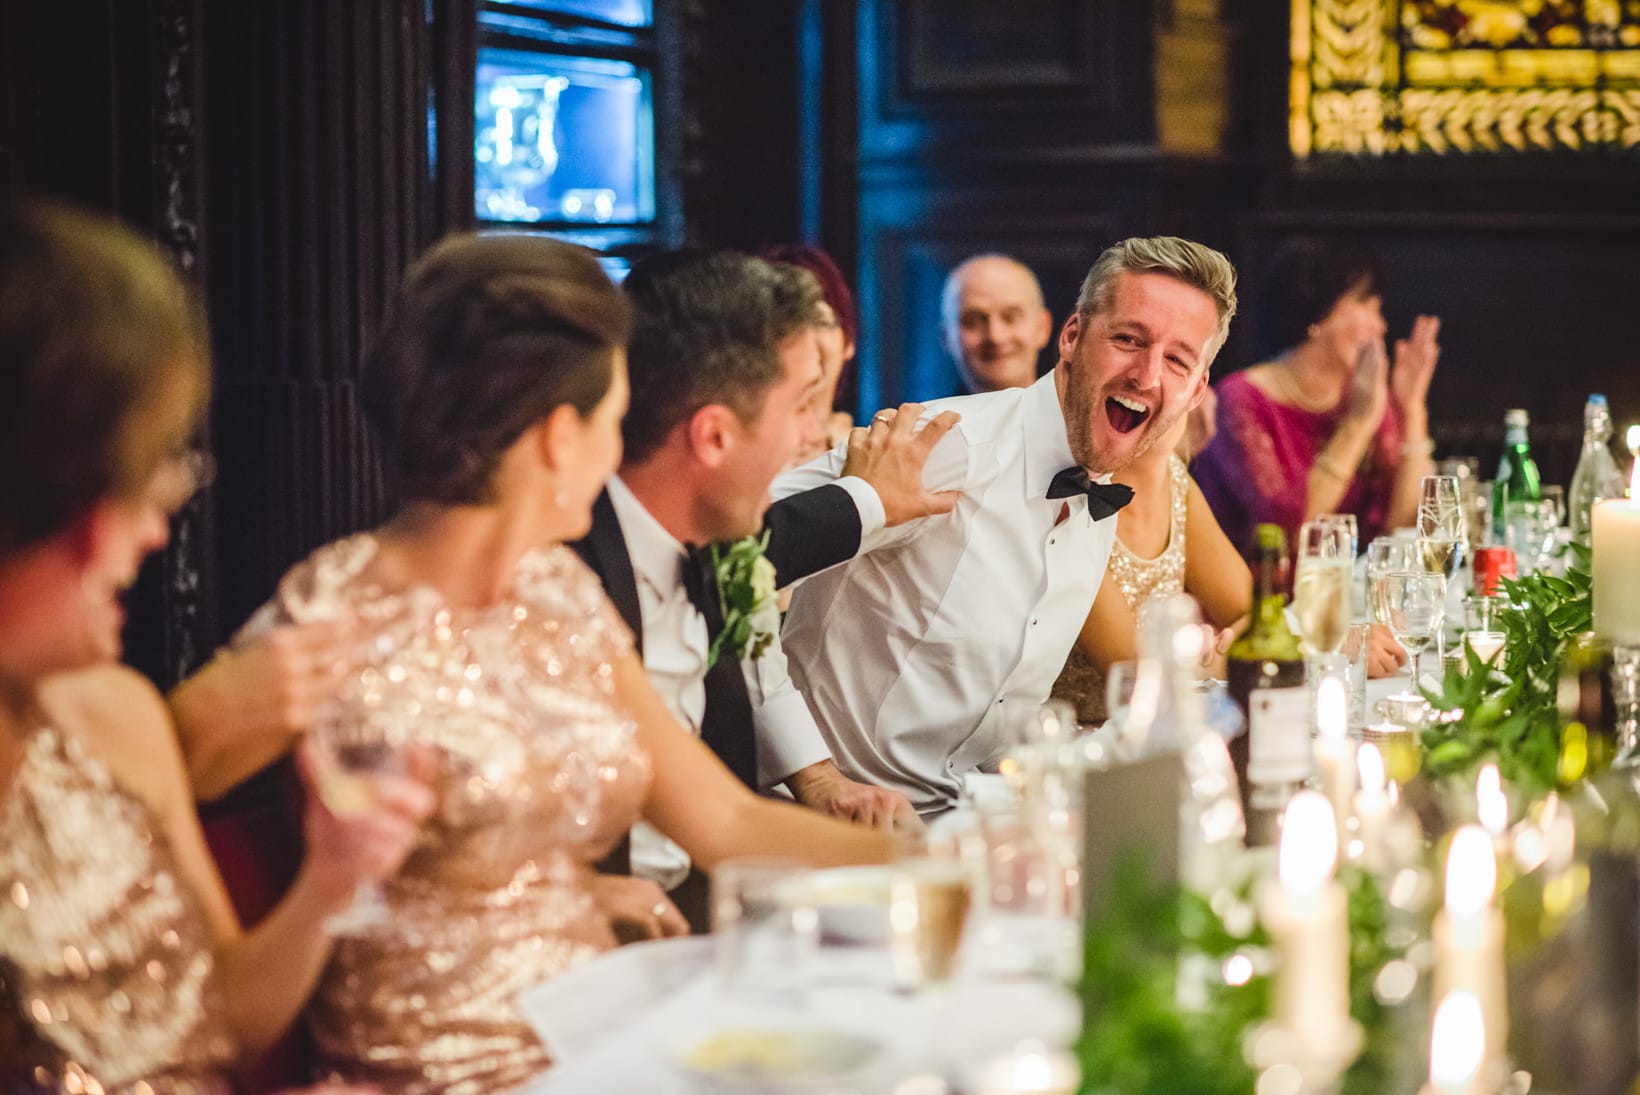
[774,372,1119,815]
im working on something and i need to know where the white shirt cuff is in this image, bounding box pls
[754,689,833,789]
[833,474,886,540]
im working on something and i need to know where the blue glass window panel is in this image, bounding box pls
[493,0,651,29]
[475,50,653,225]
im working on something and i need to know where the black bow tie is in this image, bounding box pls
[680,543,722,629]
[1047,467,1133,521]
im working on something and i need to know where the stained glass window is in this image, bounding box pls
[1291,0,1640,157]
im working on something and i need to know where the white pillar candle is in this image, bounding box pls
[1462,630,1506,668]
[1313,677,1356,855]
[1261,792,1351,1047]
[1433,827,1508,1074]
[1424,990,1486,1095]
[1352,743,1391,871]
[1593,464,1640,646]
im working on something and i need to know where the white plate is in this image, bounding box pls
[671,1024,883,1092]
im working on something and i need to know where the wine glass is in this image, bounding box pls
[311,645,409,935]
[1317,513,1359,562]
[1375,571,1448,691]
[1365,537,1418,629]
[1537,484,1566,571]
[1416,475,1468,581]
[1293,521,1353,657]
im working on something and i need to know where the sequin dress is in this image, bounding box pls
[259,534,653,1094]
[0,724,238,1094]
[1051,454,1190,725]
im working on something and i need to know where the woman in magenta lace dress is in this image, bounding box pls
[1195,238,1441,562]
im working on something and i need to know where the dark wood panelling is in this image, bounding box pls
[200,1,452,637]
[899,0,1097,96]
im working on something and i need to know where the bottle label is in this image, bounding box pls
[1247,686,1312,785]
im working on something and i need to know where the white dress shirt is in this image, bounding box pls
[775,373,1119,815]
[607,475,882,888]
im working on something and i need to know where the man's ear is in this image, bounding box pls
[1057,312,1083,363]
[1029,306,1055,353]
[685,403,737,470]
[1184,365,1210,412]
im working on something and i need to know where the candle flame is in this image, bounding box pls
[1316,676,1348,740]
[1279,790,1338,892]
[1357,743,1386,795]
[1429,990,1486,1088]
[1445,825,1497,918]
[1476,763,1507,834]
[1628,423,1640,459]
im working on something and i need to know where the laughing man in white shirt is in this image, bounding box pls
[777,236,1240,815]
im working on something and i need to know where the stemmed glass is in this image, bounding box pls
[1416,475,1468,581]
[1293,521,1354,659]
[1374,571,1448,691]
[1365,537,1417,631]
[310,637,409,934]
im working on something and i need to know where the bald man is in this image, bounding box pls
[940,253,1055,393]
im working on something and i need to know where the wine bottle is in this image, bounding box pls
[1491,408,1542,542]
[1569,394,1626,546]
[1227,524,1307,846]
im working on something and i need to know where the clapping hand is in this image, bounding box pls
[1342,340,1389,430]
[842,403,963,527]
[1389,314,1440,421]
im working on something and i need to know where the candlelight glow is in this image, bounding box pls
[1628,423,1640,459]
[1476,764,1507,834]
[1315,676,1347,740]
[1357,743,1385,795]
[1279,791,1338,892]
[1445,826,1497,919]
[1631,457,1640,499]
[1429,990,1485,1089]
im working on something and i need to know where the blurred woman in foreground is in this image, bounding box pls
[0,199,427,1092]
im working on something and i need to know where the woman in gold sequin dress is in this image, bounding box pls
[231,235,894,1092]
[0,200,430,1094]
[1051,417,1252,724]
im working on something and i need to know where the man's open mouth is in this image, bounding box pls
[1104,394,1151,434]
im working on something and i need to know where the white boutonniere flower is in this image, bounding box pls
[707,532,778,668]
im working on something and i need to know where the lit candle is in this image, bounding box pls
[1475,763,1508,839]
[1593,462,1640,646]
[1352,743,1391,871]
[1433,827,1507,1075]
[1313,677,1356,853]
[1261,792,1351,1048]
[976,1041,1079,1095]
[1424,990,1486,1095]
[1462,630,1505,669]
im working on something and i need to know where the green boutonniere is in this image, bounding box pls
[706,531,779,669]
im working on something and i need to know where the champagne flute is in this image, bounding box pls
[1376,571,1448,691]
[1293,521,1353,657]
[1416,475,1468,581]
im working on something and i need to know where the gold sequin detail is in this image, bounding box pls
[264,535,653,1092]
[0,725,235,1093]
[1054,454,1191,724]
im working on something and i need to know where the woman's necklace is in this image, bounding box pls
[1271,359,1339,413]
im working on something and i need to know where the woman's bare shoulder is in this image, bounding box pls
[39,665,185,811]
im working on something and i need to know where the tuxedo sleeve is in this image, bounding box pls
[761,481,873,587]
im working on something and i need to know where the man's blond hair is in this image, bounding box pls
[1075,236,1238,358]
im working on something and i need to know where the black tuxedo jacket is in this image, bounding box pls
[568,481,864,791]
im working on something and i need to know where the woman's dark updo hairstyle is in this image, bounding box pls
[361,233,631,506]
[1257,236,1384,360]
[0,198,209,556]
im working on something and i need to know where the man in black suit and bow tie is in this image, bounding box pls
[779,236,1242,816]
[569,250,958,929]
